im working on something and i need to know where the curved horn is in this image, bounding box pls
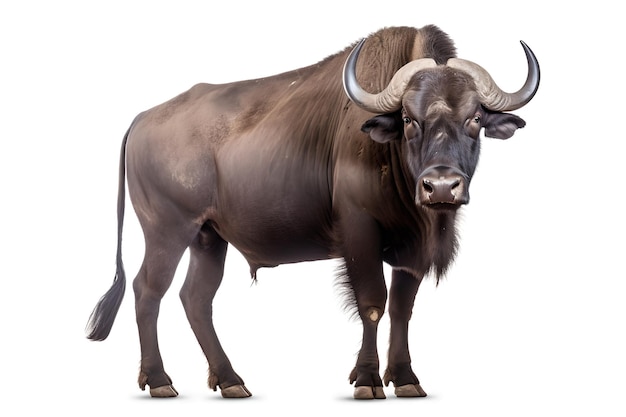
[447,41,540,111]
[343,39,437,113]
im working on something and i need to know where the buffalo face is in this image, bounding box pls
[344,36,539,210]
[361,67,526,210]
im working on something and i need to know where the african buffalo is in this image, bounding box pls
[86,24,540,399]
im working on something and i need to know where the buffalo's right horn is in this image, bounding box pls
[343,39,437,114]
[447,41,540,111]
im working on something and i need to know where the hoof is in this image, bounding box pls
[395,384,427,397]
[149,385,179,398]
[221,384,252,398]
[354,386,386,399]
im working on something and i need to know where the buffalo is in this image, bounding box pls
[86,24,540,399]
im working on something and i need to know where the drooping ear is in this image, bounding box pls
[361,114,402,143]
[483,112,527,139]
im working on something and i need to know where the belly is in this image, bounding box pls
[212,166,335,268]
[211,207,334,268]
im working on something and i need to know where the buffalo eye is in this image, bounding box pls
[403,116,412,124]
[465,113,482,138]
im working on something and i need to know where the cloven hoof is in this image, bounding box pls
[353,386,386,399]
[394,384,427,397]
[221,384,252,398]
[149,385,179,397]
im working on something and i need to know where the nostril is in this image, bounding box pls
[451,179,461,191]
[422,179,434,194]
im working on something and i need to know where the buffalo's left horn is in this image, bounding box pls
[447,41,540,111]
[343,38,437,113]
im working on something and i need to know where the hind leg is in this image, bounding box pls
[133,224,197,397]
[179,224,251,398]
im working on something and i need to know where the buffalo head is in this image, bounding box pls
[343,39,540,210]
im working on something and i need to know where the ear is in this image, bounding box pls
[361,114,402,143]
[483,112,526,140]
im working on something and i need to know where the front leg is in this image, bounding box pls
[340,214,388,399]
[383,268,427,397]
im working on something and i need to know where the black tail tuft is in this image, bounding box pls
[85,263,126,341]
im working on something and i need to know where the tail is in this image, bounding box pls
[85,128,130,341]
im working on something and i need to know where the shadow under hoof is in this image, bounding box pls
[150,385,179,397]
[354,386,386,399]
[221,385,252,398]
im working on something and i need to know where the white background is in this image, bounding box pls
[2,1,624,415]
